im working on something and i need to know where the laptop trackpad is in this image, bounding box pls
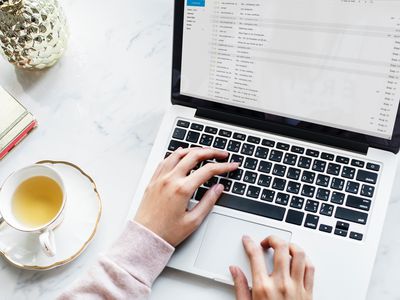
[194,213,292,285]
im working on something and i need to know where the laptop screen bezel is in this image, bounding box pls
[170,0,400,154]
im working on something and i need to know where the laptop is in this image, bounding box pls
[129,0,400,299]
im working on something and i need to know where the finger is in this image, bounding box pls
[304,257,315,292]
[159,147,191,175]
[260,235,290,278]
[229,266,251,300]
[242,235,268,286]
[289,243,306,282]
[186,162,239,190]
[188,184,224,224]
[173,148,229,176]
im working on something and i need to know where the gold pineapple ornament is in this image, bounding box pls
[0,0,68,69]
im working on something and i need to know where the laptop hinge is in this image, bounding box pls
[195,107,369,155]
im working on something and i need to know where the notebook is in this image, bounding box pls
[0,87,37,160]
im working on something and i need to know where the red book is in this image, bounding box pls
[0,87,37,160]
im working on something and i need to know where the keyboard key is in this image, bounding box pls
[204,176,218,188]
[321,152,334,161]
[216,193,286,221]
[276,192,290,206]
[301,170,315,183]
[341,166,355,179]
[287,181,301,194]
[361,184,375,198]
[346,195,371,211]
[336,156,349,164]
[334,228,347,237]
[219,129,232,138]
[205,126,218,134]
[261,189,275,202]
[272,178,286,191]
[247,185,261,199]
[262,139,275,147]
[247,136,260,144]
[316,188,330,201]
[319,224,333,233]
[233,132,246,141]
[331,192,345,204]
[200,134,213,146]
[258,161,272,173]
[291,145,305,154]
[177,120,190,128]
[301,185,315,197]
[336,221,349,231]
[320,203,334,216]
[335,207,368,225]
[316,174,330,187]
[232,182,246,195]
[298,156,312,169]
[213,137,227,149]
[327,163,341,175]
[305,200,319,213]
[304,214,319,229]
[165,152,172,158]
[186,131,200,143]
[227,140,241,153]
[287,167,301,180]
[345,181,359,194]
[285,209,304,225]
[269,150,283,162]
[312,160,326,172]
[255,146,269,159]
[283,153,298,166]
[356,170,378,184]
[306,149,319,157]
[277,142,290,151]
[290,196,304,209]
[168,140,189,151]
[191,123,204,131]
[349,232,363,241]
[258,174,272,187]
[351,159,365,168]
[331,178,344,190]
[366,163,380,172]
[244,171,257,184]
[230,154,244,166]
[241,143,255,156]
[173,128,186,140]
[229,168,244,181]
[272,164,287,177]
[195,187,208,200]
[219,179,232,192]
[244,157,258,170]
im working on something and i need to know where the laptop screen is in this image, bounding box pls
[179,0,400,140]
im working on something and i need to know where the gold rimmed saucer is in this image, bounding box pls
[0,160,102,270]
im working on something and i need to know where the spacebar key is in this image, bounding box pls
[216,193,286,221]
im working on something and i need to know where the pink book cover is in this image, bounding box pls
[0,87,37,160]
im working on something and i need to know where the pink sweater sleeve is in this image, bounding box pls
[58,221,175,300]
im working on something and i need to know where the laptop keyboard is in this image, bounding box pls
[165,119,382,242]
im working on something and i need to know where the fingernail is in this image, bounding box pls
[242,235,250,242]
[213,184,224,194]
[229,266,237,278]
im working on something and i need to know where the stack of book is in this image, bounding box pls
[0,87,37,160]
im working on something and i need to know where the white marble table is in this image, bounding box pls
[0,0,399,299]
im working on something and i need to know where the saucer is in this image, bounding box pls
[0,160,102,270]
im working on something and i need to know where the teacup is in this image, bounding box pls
[0,165,66,257]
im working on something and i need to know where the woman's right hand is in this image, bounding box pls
[230,235,314,300]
